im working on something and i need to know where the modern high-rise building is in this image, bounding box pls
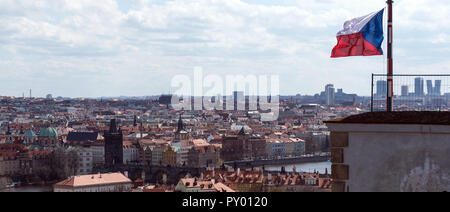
[376,80,387,96]
[426,80,442,96]
[427,80,433,95]
[104,119,123,166]
[401,85,409,97]
[435,80,442,96]
[414,77,424,96]
[233,91,245,110]
[325,84,335,106]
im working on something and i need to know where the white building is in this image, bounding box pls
[89,144,105,167]
[77,147,94,175]
[53,172,133,192]
[266,138,287,158]
[123,142,139,164]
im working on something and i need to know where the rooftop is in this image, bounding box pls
[67,132,99,142]
[325,112,450,126]
[54,172,132,188]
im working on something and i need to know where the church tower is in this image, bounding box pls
[5,122,13,144]
[104,119,123,166]
[174,114,188,144]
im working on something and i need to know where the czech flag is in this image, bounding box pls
[331,9,384,58]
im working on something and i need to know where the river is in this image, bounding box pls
[0,185,53,192]
[265,161,332,174]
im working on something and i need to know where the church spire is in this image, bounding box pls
[238,127,246,135]
[6,122,11,135]
[177,114,184,132]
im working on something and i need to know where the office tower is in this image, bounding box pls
[415,77,424,96]
[401,85,409,97]
[435,80,442,96]
[426,80,442,96]
[233,91,245,110]
[376,80,387,96]
[427,80,433,95]
[325,84,335,106]
[233,91,244,102]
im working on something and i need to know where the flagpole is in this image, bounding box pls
[387,0,394,112]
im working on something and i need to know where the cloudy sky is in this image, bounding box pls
[0,0,449,98]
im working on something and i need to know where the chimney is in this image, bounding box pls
[237,168,240,176]
[124,171,129,178]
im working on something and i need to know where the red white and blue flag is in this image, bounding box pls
[331,9,385,58]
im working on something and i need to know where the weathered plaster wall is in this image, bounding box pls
[327,123,450,192]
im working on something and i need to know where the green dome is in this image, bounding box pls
[39,127,58,137]
[25,130,37,137]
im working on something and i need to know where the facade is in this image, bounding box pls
[187,145,220,168]
[162,145,178,166]
[266,138,286,158]
[123,142,139,165]
[376,80,387,96]
[0,144,52,176]
[401,85,409,97]
[0,152,20,176]
[89,142,105,167]
[151,145,165,166]
[326,112,450,192]
[426,80,442,96]
[77,147,93,175]
[139,146,152,166]
[221,128,266,161]
[104,119,123,166]
[38,127,59,148]
[175,145,191,166]
[325,84,335,106]
[53,172,133,192]
[415,77,425,96]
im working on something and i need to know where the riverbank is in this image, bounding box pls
[0,185,53,192]
[265,162,332,174]
[0,176,12,190]
[224,154,331,168]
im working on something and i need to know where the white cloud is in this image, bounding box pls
[0,0,449,97]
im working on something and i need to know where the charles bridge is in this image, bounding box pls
[93,165,206,185]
